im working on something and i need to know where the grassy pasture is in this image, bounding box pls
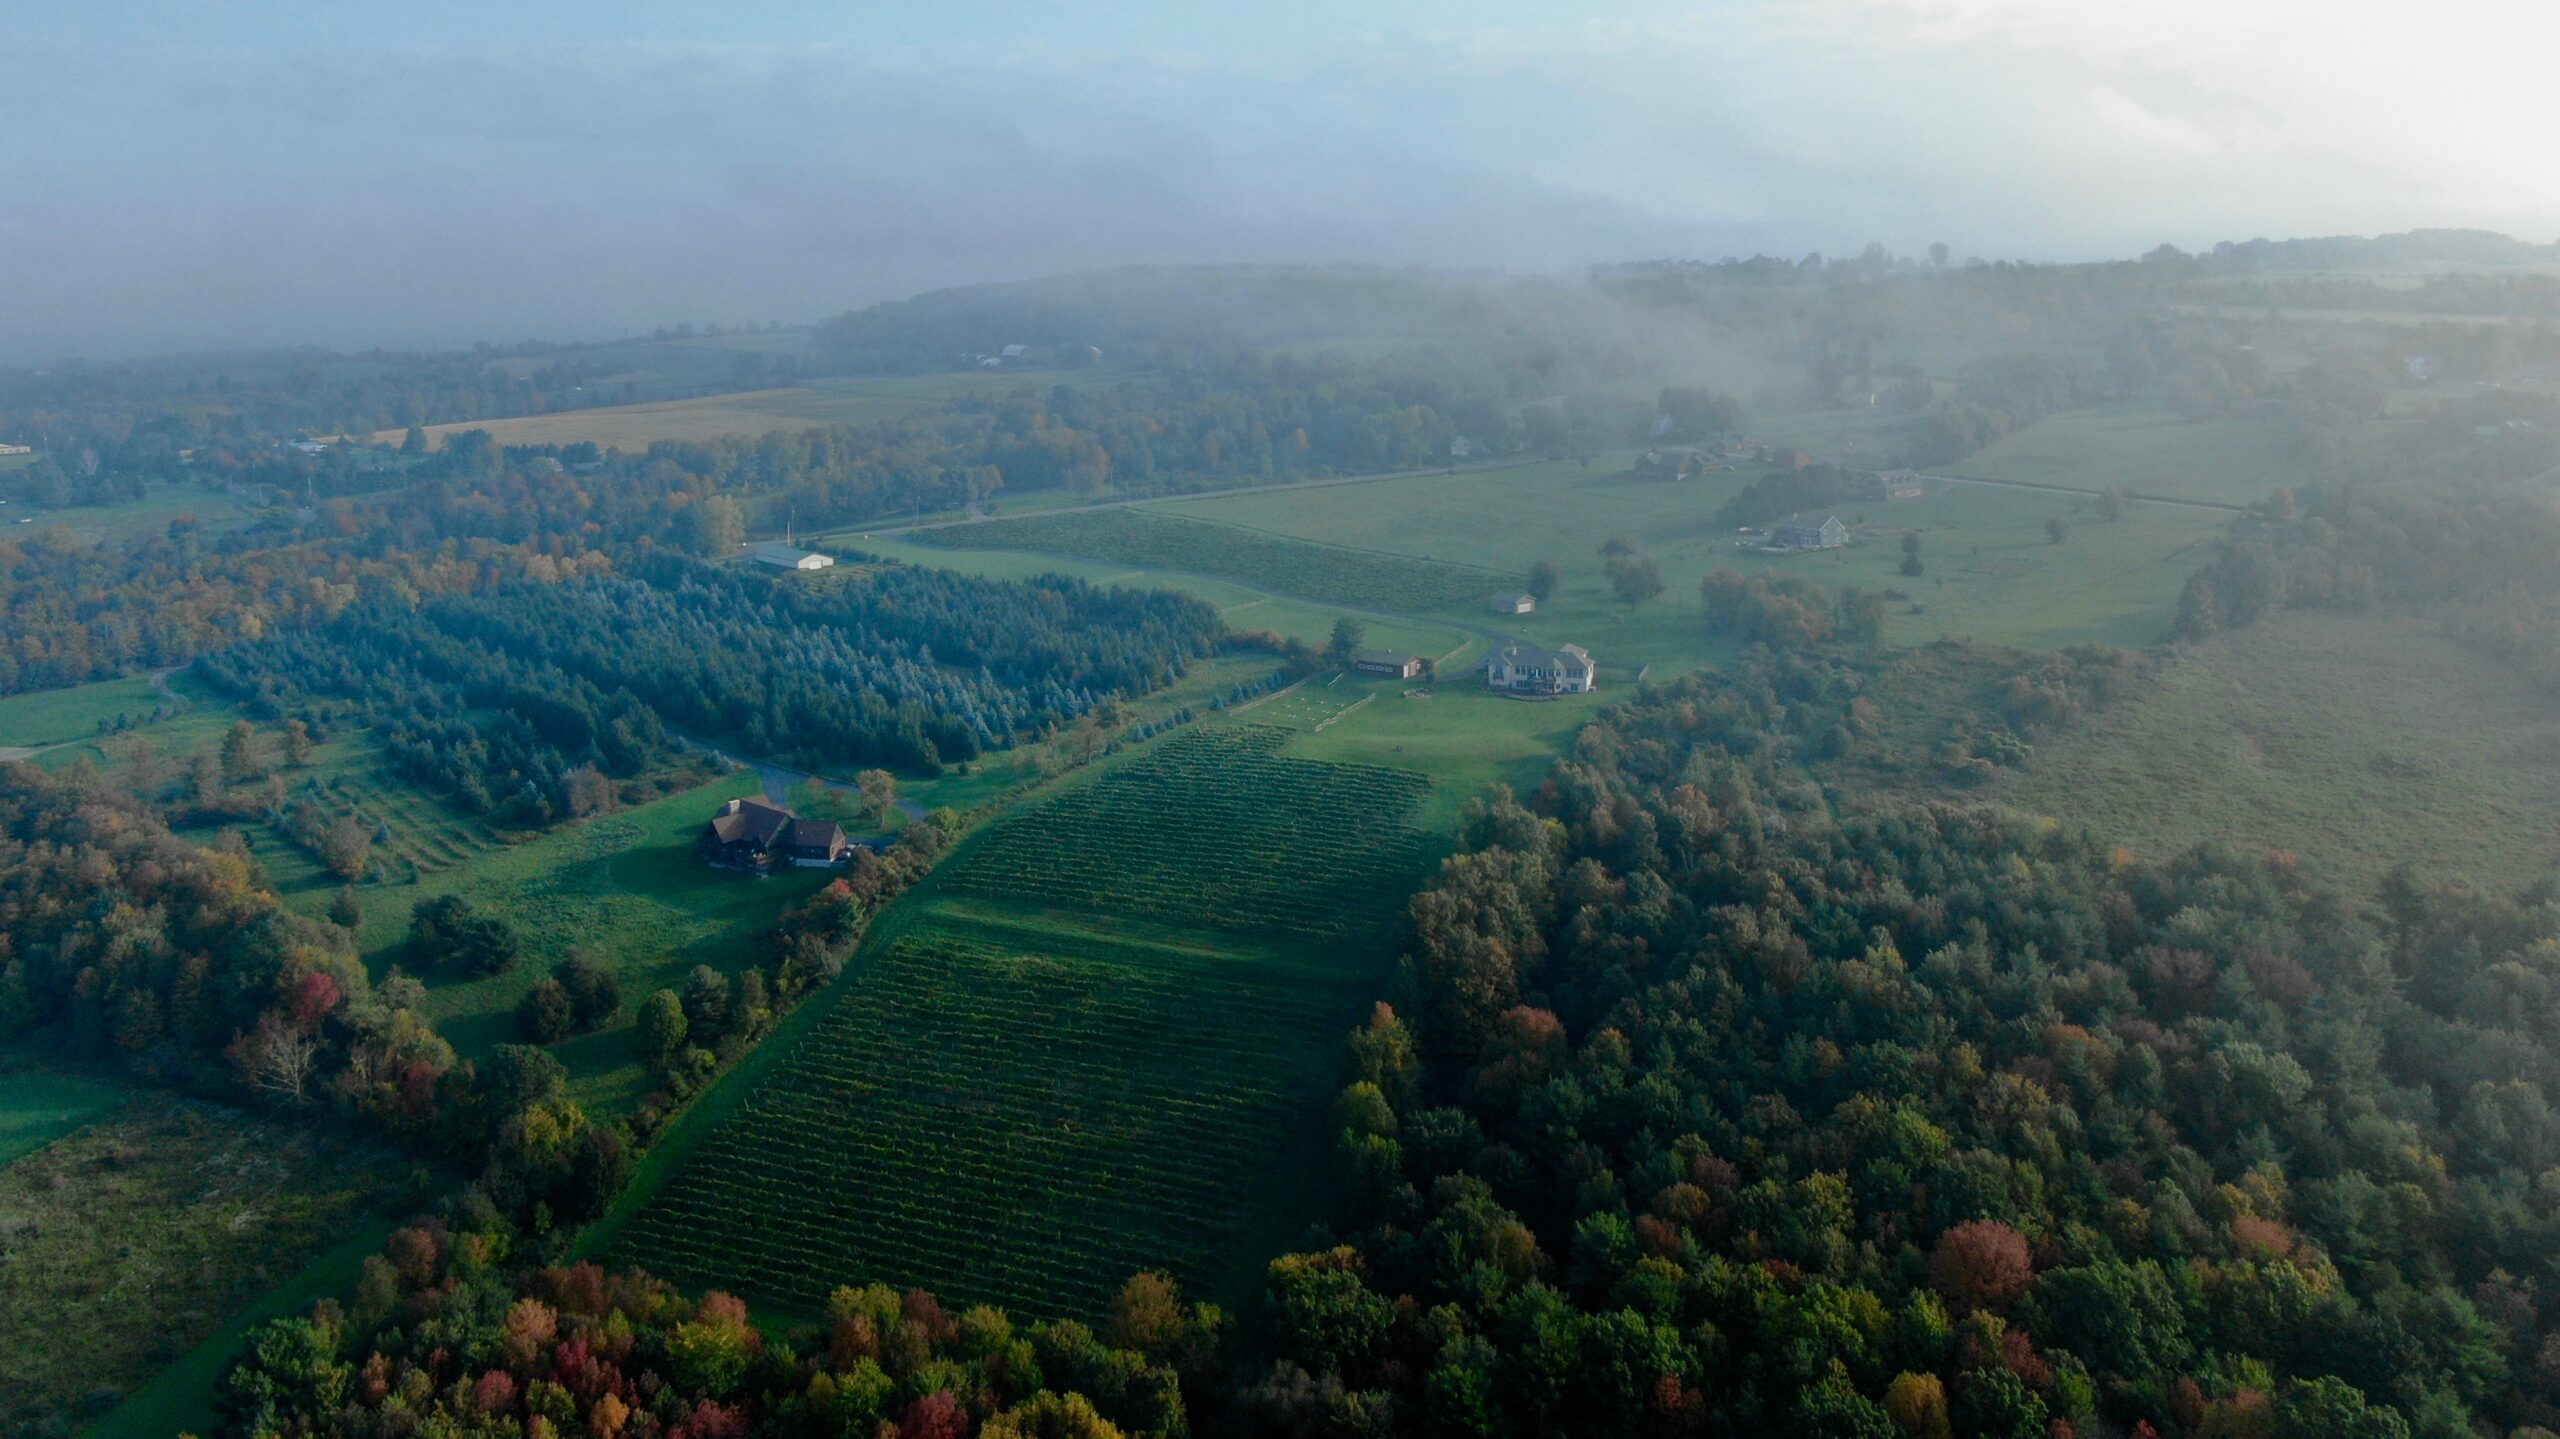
[0,482,248,546]
[1947,402,2317,505]
[1999,610,2560,894]
[921,506,1514,613]
[603,723,1431,1320]
[1156,455,2230,658]
[0,1092,413,1436]
[842,532,1471,659]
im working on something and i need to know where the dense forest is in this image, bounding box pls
[1230,658,2560,1438]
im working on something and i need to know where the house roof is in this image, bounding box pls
[1489,640,1594,674]
[1355,649,1421,668]
[1491,592,1535,606]
[789,817,848,853]
[709,798,794,846]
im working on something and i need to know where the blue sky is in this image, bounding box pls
[3,0,2552,360]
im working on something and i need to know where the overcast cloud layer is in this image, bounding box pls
[4,0,2555,362]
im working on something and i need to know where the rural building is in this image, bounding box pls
[1776,448,1814,470]
[0,443,31,456]
[1864,468,1925,502]
[1489,592,1536,615]
[699,797,853,873]
[1770,516,1849,551]
[1485,640,1596,696]
[1354,649,1426,679]
[749,541,836,571]
[1000,344,1029,360]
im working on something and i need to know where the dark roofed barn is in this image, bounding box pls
[701,797,854,873]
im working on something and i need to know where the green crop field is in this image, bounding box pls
[603,724,1432,1319]
[1999,610,2560,894]
[0,1093,413,1435]
[919,506,1514,613]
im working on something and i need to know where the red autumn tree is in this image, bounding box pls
[1927,1219,2034,1311]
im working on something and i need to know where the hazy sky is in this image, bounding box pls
[4,0,2553,361]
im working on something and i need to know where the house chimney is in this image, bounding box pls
[722,798,741,814]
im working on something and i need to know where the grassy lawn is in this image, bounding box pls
[0,1093,417,1436]
[1999,610,2560,895]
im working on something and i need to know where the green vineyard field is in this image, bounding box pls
[606,723,1435,1318]
[944,725,1432,938]
[607,916,1368,1316]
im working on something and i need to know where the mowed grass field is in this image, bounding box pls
[921,506,1515,616]
[599,725,1431,1320]
[378,370,1075,452]
[1999,610,2560,894]
[1945,402,2320,505]
[0,1087,414,1435]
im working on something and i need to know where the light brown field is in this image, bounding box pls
[371,371,1066,452]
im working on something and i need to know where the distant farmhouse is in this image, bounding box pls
[1489,591,1536,615]
[1485,640,1596,696]
[700,797,854,873]
[1767,516,1849,552]
[750,541,836,571]
[0,443,34,456]
[1865,468,1925,502]
[1354,649,1425,680]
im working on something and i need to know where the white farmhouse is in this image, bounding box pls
[1484,640,1596,696]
